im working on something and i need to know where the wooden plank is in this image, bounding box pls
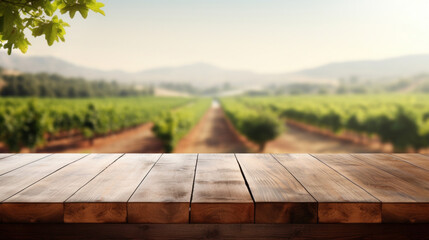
[1,154,121,223]
[236,154,317,223]
[64,154,160,223]
[383,203,429,224]
[2,224,429,240]
[393,153,429,171]
[273,154,380,223]
[0,154,87,202]
[0,153,50,175]
[313,154,429,223]
[349,154,429,194]
[128,154,197,223]
[313,154,429,202]
[190,154,253,223]
[0,154,13,159]
[349,153,429,223]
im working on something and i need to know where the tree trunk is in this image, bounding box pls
[258,142,265,153]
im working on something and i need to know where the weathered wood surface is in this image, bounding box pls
[1,154,121,223]
[0,153,428,224]
[314,154,429,223]
[350,153,429,223]
[191,154,253,223]
[0,154,13,160]
[128,154,197,223]
[393,153,429,171]
[273,154,380,223]
[65,154,160,223]
[0,153,51,176]
[236,154,316,223]
[0,154,87,202]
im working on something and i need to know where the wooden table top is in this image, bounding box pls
[0,153,428,224]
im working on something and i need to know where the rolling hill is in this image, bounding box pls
[298,54,429,79]
[2,53,429,88]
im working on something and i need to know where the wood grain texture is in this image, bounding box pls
[255,202,317,224]
[0,154,13,159]
[393,153,429,171]
[383,203,429,223]
[128,154,197,223]
[191,154,253,223]
[0,203,63,223]
[128,202,190,224]
[191,203,253,224]
[350,153,429,223]
[274,154,380,223]
[0,153,50,175]
[236,154,317,223]
[3,154,121,223]
[65,154,160,223]
[64,203,127,223]
[318,203,381,223]
[314,154,429,223]
[0,154,87,202]
[313,154,429,202]
[350,154,429,200]
[1,153,429,225]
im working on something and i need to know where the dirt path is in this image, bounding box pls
[1,103,385,154]
[174,101,256,153]
[37,123,164,153]
[265,123,380,153]
[175,101,380,153]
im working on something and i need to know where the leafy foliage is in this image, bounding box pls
[239,95,429,152]
[0,100,48,151]
[241,114,283,151]
[221,98,283,151]
[0,97,191,152]
[0,72,153,97]
[152,99,211,152]
[0,0,105,54]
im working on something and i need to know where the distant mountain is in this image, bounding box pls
[2,53,429,88]
[298,54,429,79]
[0,54,127,81]
[0,54,266,87]
[135,63,266,87]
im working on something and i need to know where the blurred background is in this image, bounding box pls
[1,0,429,153]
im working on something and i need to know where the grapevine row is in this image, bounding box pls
[238,95,429,152]
[152,98,211,152]
[220,98,283,151]
[0,97,191,152]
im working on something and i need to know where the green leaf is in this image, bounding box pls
[44,16,60,46]
[32,25,45,37]
[69,9,77,18]
[88,2,105,16]
[16,37,30,53]
[78,8,89,19]
[44,2,57,16]
[1,0,105,54]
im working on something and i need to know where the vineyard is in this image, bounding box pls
[220,98,283,151]
[152,98,211,152]
[222,94,429,152]
[2,94,429,153]
[0,97,201,152]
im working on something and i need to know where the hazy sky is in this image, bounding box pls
[11,0,429,73]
